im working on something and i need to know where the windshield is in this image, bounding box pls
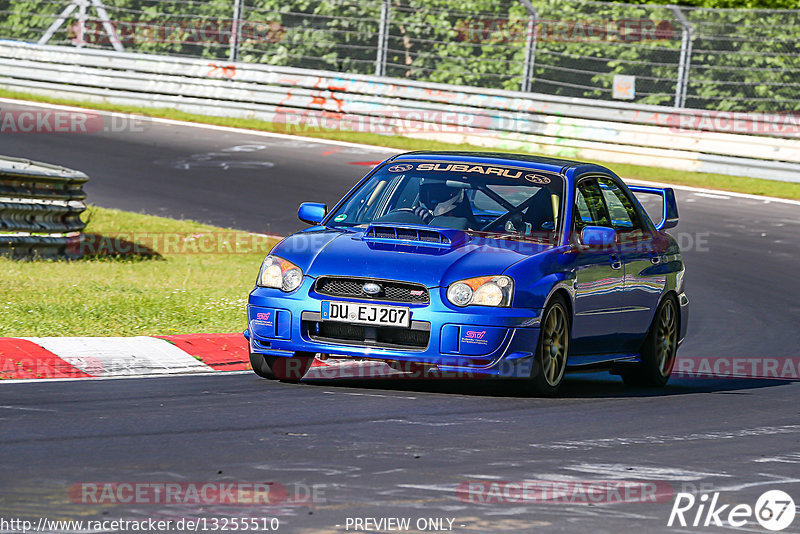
[327,160,564,243]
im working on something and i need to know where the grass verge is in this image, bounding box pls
[2,88,799,201]
[0,206,277,336]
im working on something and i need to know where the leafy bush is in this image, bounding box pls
[1,0,798,110]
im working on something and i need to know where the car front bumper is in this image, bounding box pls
[245,278,542,378]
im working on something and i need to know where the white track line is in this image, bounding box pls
[692,192,731,200]
[2,97,799,207]
[0,370,254,385]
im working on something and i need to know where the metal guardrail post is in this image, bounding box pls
[519,0,539,93]
[77,0,87,48]
[39,0,86,46]
[670,5,694,109]
[229,0,244,62]
[38,0,124,52]
[375,0,390,77]
[90,0,124,52]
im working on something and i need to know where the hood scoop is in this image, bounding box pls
[362,224,467,249]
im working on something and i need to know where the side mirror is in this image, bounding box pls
[659,188,679,230]
[581,226,617,248]
[628,185,679,230]
[298,202,327,225]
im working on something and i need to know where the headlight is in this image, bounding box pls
[257,255,303,292]
[446,276,513,307]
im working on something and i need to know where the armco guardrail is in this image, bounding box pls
[1,41,799,183]
[0,156,88,259]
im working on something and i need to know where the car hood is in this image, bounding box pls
[271,227,552,288]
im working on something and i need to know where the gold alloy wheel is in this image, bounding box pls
[656,298,678,376]
[541,303,569,387]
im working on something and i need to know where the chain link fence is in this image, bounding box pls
[1,0,798,111]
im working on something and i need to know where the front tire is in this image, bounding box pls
[529,295,570,396]
[623,295,679,387]
[250,352,314,382]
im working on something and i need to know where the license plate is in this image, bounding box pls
[321,301,410,328]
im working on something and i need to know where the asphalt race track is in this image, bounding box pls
[2,100,800,533]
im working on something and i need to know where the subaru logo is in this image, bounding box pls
[387,164,413,173]
[362,282,381,295]
[524,173,552,185]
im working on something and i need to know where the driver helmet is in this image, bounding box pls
[419,180,466,217]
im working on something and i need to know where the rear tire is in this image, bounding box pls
[528,295,570,396]
[249,352,314,382]
[622,295,679,387]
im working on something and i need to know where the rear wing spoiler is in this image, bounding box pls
[628,185,679,230]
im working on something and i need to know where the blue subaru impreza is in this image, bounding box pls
[245,151,688,394]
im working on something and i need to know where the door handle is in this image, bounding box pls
[609,254,622,270]
[649,251,661,264]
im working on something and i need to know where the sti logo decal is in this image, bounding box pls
[387,164,413,172]
[255,312,274,326]
[416,162,525,179]
[465,330,487,340]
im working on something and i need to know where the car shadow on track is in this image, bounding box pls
[298,372,791,399]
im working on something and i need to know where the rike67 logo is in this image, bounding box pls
[669,490,795,531]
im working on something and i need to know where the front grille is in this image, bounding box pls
[304,321,430,350]
[315,277,429,304]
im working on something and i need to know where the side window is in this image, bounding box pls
[597,177,643,233]
[573,179,610,235]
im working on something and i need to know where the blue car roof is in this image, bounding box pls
[389,151,615,180]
